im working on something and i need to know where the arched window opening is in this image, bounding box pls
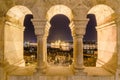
[83,14,97,67]
[85,4,117,73]
[23,14,37,66]
[4,5,33,67]
[47,14,73,67]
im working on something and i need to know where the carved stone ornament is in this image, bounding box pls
[32,19,47,36]
[73,19,89,36]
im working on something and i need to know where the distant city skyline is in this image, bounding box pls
[24,14,97,43]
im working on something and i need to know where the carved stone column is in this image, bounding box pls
[44,22,50,65]
[72,19,88,74]
[73,35,83,69]
[32,19,47,73]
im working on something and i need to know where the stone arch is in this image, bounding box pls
[1,0,120,79]
[4,5,33,67]
[45,5,73,67]
[46,5,73,22]
[6,5,32,25]
[88,4,117,73]
[88,4,115,25]
[46,5,73,37]
[31,4,89,74]
[47,14,73,66]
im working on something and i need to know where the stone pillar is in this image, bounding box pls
[72,19,88,74]
[96,21,117,69]
[116,18,120,68]
[4,21,25,67]
[73,35,84,69]
[32,19,47,74]
[44,22,50,65]
[115,17,120,79]
[0,18,6,80]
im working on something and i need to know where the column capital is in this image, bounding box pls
[44,22,50,37]
[31,19,47,36]
[32,19,47,27]
[72,28,85,37]
[72,19,89,37]
[73,19,89,26]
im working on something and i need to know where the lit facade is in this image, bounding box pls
[50,40,72,51]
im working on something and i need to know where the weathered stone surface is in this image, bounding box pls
[0,0,120,80]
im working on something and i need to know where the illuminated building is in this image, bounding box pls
[50,40,72,51]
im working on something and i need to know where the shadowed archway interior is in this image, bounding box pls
[24,14,37,42]
[84,14,97,41]
[47,14,72,42]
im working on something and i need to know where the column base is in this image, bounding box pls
[35,63,47,75]
[74,69,87,75]
[36,68,46,75]
[72,64,87,75]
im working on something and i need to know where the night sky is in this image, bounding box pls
[84,14,97,41]
[24,14,36,42]
[47,14,72,42]
[24,14,97,43]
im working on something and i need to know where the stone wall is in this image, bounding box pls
[8,75,115,80]
[0,17,6,80]
[96,21,117,73]
[0,0,120,80]
[4,21,25,67]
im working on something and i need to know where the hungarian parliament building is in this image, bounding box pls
[24,40,97,53]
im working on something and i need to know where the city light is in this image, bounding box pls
[50,40,72,51]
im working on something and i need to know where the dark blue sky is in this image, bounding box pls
[24,14,97,42]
